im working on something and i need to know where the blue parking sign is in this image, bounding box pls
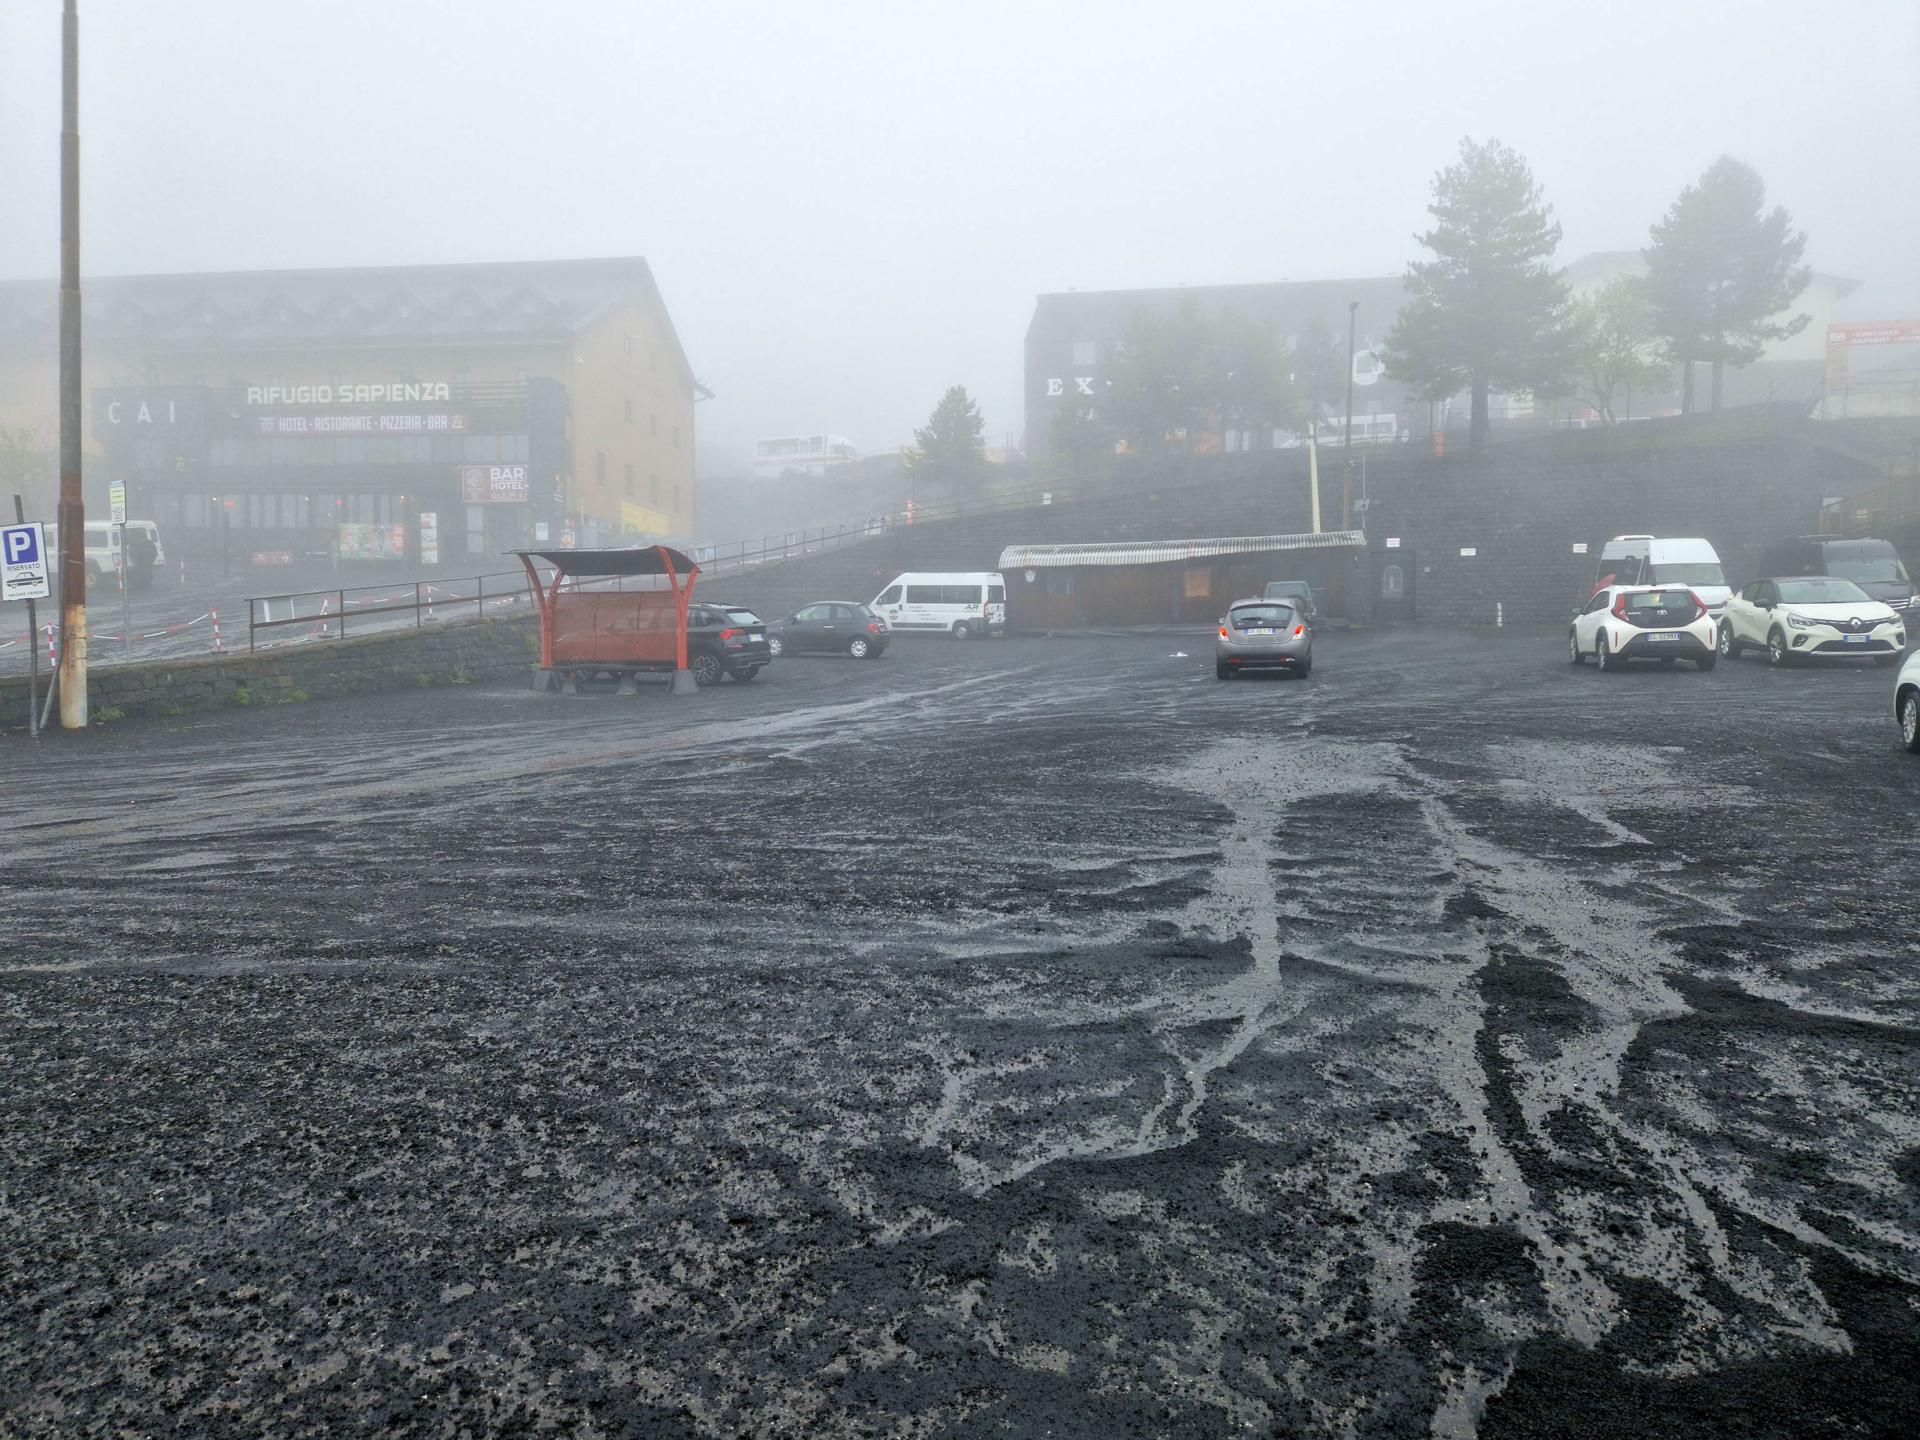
[2,521,51,601]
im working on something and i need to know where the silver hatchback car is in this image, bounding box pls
[1216,598,1312,679]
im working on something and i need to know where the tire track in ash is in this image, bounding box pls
[893,724,1915,1437]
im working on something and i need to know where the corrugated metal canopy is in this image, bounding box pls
[998,531,1366,570]
[515,545,699,577]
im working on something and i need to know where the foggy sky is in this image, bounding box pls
[2,1,1916,474]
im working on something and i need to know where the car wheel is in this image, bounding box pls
[1596,634,1618,672]
[735,666,759,682]
[952,620,974,640]
[1767,627,1790,667]
[1216,661,1231,680]
[766,636,784,658]
[1903,690,1920,753]
[1695,651,1717,671]
[847,636,871,659]
[689,651,722,686]
[1296,656,1312,678]
[1718,623,1741,658]
[1569,629,1583,664]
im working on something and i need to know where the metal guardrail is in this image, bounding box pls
[693,483,1083,576]
[242,482,1088,651]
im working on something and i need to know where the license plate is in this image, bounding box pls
[1246,628,1276,636]
[1646,632,1679,642]
[1844,633,1866,644]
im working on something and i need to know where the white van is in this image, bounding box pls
[43,521,166,581]
[1595,535,1731,617]
[870,571,1007,638]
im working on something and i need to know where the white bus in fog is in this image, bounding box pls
[751,433,857,480]
[870,571,1007,639]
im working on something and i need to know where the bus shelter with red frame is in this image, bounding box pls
[515,545,702,694]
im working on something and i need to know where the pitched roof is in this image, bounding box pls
[0,256,695,381]
[1027,276,1408,342]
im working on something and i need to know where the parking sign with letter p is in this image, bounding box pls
[2,522,51,600]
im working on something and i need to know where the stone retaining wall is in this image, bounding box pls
[1,616,536,731]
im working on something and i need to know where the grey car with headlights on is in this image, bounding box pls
[1216,598,1312,679]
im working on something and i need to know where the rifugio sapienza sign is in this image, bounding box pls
[460,464,529,503]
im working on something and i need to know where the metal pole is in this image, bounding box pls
[1307,427,1322,534]
[16,494,38,737]
[1342,300,1358,532]
[56,0,86,728]
[120,521,130,658]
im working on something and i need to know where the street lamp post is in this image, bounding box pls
[1341,300,1360,531]
[57,0,87,728]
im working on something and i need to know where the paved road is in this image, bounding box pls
[4,628,1918,1438]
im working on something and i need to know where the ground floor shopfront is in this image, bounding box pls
[96,379,674,575]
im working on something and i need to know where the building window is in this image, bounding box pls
[649,473,659,505]
[624,463,634,496]
[671,483,681,515]
[596,451,606,486]
[1072,340,1097,367]
[649,413,658,438]
[624,397,633,424]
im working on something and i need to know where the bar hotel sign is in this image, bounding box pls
[461,464,530,504]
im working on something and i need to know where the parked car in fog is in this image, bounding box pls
[1261,579,1320,624]
[1570,585,1717,671]
[766,602,890,659]
[1216,598,1311,679]
[1592,535,1731,618]
[1896,649,1920,753]
[1758,536,1918,620]
[1717,578,1905,667]
[686,603,773,684]
[869,572,1006,638]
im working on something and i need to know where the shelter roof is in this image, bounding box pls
[517,545,699,578]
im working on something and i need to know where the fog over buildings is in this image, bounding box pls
[1,0,1916,473]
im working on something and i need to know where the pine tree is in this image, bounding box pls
[1386,137,1572,456]
[904,386,989,493]
[1643,156,1810,413]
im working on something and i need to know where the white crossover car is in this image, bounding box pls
[1896,649,1920,754]
[1570,585,1718,671]
[1717,577,1907,667]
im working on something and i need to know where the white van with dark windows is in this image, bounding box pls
[870,572,1006,638]
[1594,535,1731,618]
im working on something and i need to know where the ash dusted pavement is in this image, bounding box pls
[3,629,1918,1438]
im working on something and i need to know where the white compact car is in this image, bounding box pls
[1570,585,1718,671]
[1717,577,1906,667]
[1896,649,1920,753]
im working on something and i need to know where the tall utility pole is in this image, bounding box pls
[1341,300,1358,531]
[57,0,87,728]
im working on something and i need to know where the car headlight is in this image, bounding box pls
[1785,612,1826,630]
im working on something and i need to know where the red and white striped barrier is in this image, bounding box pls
[211,608,224,653]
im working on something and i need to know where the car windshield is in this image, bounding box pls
[1625,590,1694,609]
[1778,578,1870,604]
[1648,562,1725,587]
[1826,556,1909,585]
[1230,604,1295,629]
[724,608,763,625]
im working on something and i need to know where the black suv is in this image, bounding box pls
[687,603,773,684]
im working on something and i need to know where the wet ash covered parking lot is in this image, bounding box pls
[3,628,1918,1438]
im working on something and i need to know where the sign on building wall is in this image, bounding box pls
[419,512,439,565]
[460,464,530,503]
[338,523,407,560]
